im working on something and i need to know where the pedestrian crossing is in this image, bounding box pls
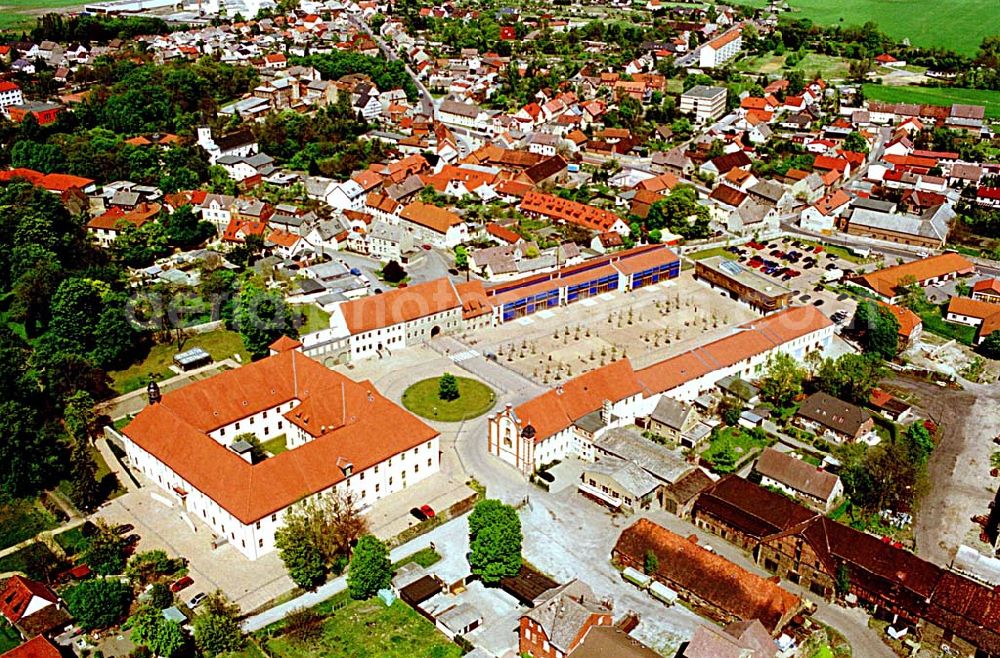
[450,349,480,363]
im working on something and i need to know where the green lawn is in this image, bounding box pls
[921,306,977,345]
[778,0,995,55]
[263,599,461,658]
[792,238,867,264]
[260,435,288,456]
[809,647,834,658]
[0,542,61,579]
[701,426,772,473]
[0,499,58,551]
[0,621,21,654]
[53,526,88,557]
[689,247,738,261]
[863,85,1000,120]
[108,329,250,394]
[296,304,331,334]
[739,52,852,80]
[391,547,441,571]
[401,376,496,422]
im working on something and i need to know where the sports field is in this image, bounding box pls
[863,84,1000,119]
[772,0,996,56]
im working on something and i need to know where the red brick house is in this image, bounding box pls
[519,579,612,658]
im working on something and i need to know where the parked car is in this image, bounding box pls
[349,267,362,276]
[421,244,432,251]
[123,534,140,546]
[813,299,825,306]
[114,524,134,535]
[447,268,459,275]
[188,593,207,608]
[419,504,436,519]
[410,507,429,522]
[170,576,193,593]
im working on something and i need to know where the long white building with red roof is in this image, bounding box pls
[115,340,441,560]
[487,306,834,474]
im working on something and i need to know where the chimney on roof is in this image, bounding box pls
[601,399,612,425]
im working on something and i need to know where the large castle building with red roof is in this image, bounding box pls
[116,339,440,560]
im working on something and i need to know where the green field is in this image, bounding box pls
[863,85,1000,119]
[736,52,851,80]
[401,376,496,422]
[0,0,85,32]
[776,0,996,55]
[108,329,250,394]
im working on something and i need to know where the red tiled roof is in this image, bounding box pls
[399,201,463,234]
[0,636,62,658]
[87,203,161,231]
[876,301,922,339]
[122,351,438,524]
[486,222,521,244]
[520,190,623,232]
[0,577,58,624]
[516,359,642,442]
[338,277,461,334]
[637,306,832,395]
[613,518,802,634]
[856,254,975,298]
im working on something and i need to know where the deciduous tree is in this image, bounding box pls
[758,352,806,408]
[468,499,522,585]
[347,535,392,600]
[193,592,245,657]
[64,578,132,630]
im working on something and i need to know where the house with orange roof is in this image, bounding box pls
[327,277,490,360]
[850,253,974,301]
[520,190,630,236]
[488,359,645,474]
[945,296,1000,344]
[877,301,923,347]
[87,202,162,247]
[799,188,851,233]
[116,344,441,560]
[699,26,742,68]
[398,201,468,248]
[972,278,1000,304]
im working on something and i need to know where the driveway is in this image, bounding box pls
[95,488,294,614]
[888,374,1000,564]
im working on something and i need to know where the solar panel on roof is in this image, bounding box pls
[719,259,743,276]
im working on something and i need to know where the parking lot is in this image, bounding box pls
[727,237,866,322]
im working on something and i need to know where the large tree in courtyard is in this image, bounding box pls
[468,499,522,585]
